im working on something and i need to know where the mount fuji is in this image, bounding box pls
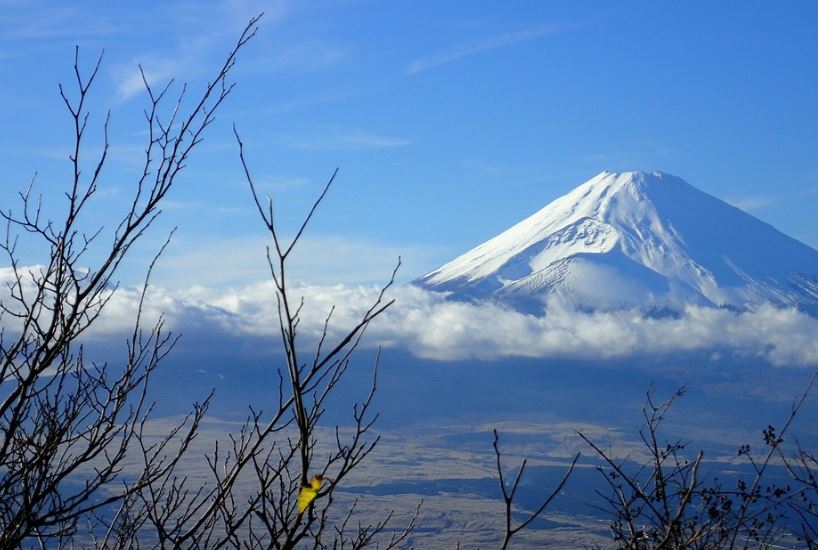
[417,171,818,314]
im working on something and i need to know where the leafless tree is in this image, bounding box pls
[757,372,818,548]
[579,380,818,550]
[84,122,420,548]
[189,127,420,549]
[0,8,420,546]
[0,15,260,547]
[492,429,577,550]
[13,11,818,550]
[782,441,818,547]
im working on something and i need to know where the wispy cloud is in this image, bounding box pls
[114,39,212,101]
[161,200,204,211]
[116,62,180,102]
[94,185,121,199]
[214,206,249,215]
[460,159,510,177]
[152,235,446,288]
[289,128,411,150]
[0,5,124,40]
[269,43,347,71]
[112,1,274,101]
[725,195,777,212]
[255,88,372,115]
[230,175,310,192]
[406,25,559,75]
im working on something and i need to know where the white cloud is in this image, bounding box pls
[117,68,170,102]
[115,44,207,101]
[112,2,270,101]
[5,265,818,367]
[369,291,818,365]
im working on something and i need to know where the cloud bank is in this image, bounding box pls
[4,267,818,366]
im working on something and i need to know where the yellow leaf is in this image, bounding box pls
[297,474,323,514]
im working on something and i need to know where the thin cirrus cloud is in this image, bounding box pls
[269,43,347,71]
[725,195,778,212]
[0,5,123,40]
[286,128,411,151]
[406,24,560,75]
[113,4,266,101]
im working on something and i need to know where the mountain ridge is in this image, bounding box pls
[416,171,818,314]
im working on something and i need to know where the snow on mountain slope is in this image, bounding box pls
[417,171,818,313]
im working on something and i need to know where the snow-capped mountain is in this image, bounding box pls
[417,171,818,313]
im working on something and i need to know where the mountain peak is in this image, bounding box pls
[581,170,684,195]
[417,171,818,314]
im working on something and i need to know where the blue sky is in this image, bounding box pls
[2,0,818,288]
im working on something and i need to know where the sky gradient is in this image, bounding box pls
[2,1,818,289]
